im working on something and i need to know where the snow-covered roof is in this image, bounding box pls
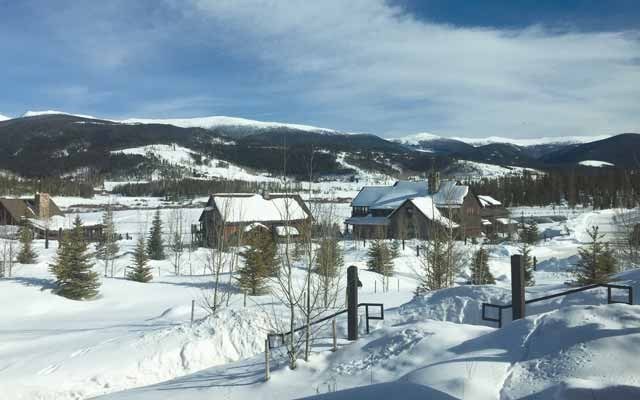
[351,180,469,210]
[275,226,300,236]
[27,216,64,231]
[432,180,468,207]
[402,197,459,228]
[212,194,309,223]
[243,222,269,232]
[477,195,502,207]
[482,219,492,226]
[495,217,519,225]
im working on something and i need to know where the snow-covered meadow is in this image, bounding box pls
[0,197,639,399]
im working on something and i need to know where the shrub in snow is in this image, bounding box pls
[128,237,153,283]
[16,224,37,264]
[147,209,165,260]
[574,226,617,285]
[50,215,100,300]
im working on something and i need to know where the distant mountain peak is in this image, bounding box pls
[120,115,339,134]
[0,113,11,121]
[22,110,99,120]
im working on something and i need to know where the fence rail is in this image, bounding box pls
[267,302,384,349]
[482,283,633,328]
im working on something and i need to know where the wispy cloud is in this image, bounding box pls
[185,0,640,137]
[1,0,638,138]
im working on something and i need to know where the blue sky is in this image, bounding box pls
[0,0,639,138]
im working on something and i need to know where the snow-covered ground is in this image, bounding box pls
[1,200,639,399]
[578,160,615,167]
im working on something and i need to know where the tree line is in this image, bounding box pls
[469,167,640,209]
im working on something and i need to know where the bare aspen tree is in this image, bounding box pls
[168,208,186,276]
[0,238,16,278]
[199,195,243,316]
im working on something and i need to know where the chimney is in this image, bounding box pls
[35,192,50,219]
[428,172,441,194]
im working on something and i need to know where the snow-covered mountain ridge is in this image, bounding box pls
[397,131,611,147]
[12,110,610,146]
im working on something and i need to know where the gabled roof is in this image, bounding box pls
[0,198,34,221]
[0,197,63,222]
[351,180,469,210]
[389,197,459,228]
[432,180,468,207]
[351,181,428,209]
[205,194,310,224]
[477,195,502,207]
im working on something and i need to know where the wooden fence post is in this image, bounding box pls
[511,255,525,321]
[332,319,337,352]
[347,265,359,341]
[265,339,270,381]
[190,299,195,327]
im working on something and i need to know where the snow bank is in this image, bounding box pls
[0,308,272,400]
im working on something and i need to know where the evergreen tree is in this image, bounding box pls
[315,236,344,307]
[520,242,535,286]
[521,221,539,245]
[574,226,617,284]
[50,215,100,300]
[238,230,277,295]
[366,239,394,277]
[128,236,153,282]
[96,207,119,277]
[17,224,37,264]
[470,246,495,284]
[390,239,401,259]
[147,209,165,260]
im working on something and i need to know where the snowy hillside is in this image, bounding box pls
[0,113,11,121]
[443,160,542,179]
[110,144,279,182]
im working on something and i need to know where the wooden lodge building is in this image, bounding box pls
[345,174,484,240]
[198,193,313,247]
[0,193,103,241]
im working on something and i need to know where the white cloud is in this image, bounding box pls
[186,0,640,138]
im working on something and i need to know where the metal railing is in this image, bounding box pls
[267,302,384,349]
[482,283,633,328]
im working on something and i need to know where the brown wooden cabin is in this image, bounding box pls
[345,174,482,240]
[0,193,102,241]
[198,193,313,247]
